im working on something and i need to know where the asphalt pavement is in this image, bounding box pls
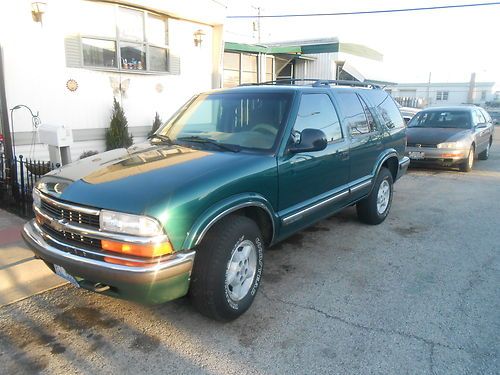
[0,137,499,375]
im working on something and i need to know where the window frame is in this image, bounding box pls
[436,90,449,101]
[80,4,170,74]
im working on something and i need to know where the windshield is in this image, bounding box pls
[408,110,472,129]
[159,92,293,152]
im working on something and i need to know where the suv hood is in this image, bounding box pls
[406,127,471,145]
[37,142,268,214]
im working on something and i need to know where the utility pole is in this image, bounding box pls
[467,72,476,104]
[252,6,262,43]
[426,71,431,106]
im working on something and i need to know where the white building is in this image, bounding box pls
[0,0,226,162]
[386,81,496,108]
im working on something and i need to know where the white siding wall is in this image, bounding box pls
[0,0,220,161]
[294,53,338,80]
[387,83,495,107]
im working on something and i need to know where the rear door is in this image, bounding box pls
[334,91,382,198]
[472,109,490,151]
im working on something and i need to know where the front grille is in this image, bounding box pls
[407,143,437,148]
[41,199,100,228]
[41,223,102,250]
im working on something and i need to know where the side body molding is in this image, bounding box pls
[182,193,277,250]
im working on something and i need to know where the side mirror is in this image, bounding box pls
[289,128,327,153]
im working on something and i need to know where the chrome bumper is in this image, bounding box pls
[406,147,468,161]
[22,219,195,283]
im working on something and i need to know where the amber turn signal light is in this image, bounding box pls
[101,239,173,258]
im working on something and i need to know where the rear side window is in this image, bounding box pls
[336,92,373,136]
[294,94,343,142]
[368,90,405,130]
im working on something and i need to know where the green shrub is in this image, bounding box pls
[79,150,99,159]
[148,112,163,137]
[105,98,133,150]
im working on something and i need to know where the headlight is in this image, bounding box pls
[32,188,41,208]
[100,210,164,237]
[437,141,466,149]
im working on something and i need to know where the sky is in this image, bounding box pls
[223,0,500,88]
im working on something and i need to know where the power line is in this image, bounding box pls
[227,2,500,19]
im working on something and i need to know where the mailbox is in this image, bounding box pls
[38,123,73,147]
[37,124,73,165]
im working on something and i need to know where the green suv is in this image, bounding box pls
[23,80,409,321]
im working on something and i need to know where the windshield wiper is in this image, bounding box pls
[148,134,174,144]
[177,136,241,153]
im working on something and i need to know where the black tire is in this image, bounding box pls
[356,167,393,225]
[189,215,264,321]
[460,145,474,172]
[478,140,491,160]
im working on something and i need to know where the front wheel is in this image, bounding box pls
[190,215,264,321]
[460,146,474,172]
[356,167,394,225]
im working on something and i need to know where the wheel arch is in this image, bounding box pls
[373,150,399,183]
[182,194,277,250]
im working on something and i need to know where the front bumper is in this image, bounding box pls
[405,147,468,166]
[22,219,195,304]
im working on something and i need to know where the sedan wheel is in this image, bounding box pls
[460,146,474,172]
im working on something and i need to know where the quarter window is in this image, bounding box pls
[368,90,405,129]
[336,92,373,136]
[294,94,343,142]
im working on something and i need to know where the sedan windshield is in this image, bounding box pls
[408,110,472,129]
[159,92,293,152]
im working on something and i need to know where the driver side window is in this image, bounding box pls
[294,94,343,143]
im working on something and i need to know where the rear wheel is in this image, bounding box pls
[190,215,264,321]
[460,146,474,172]
[356,167,393,225]
[478,139,491,160]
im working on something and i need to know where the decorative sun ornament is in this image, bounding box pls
[66,79,78,92]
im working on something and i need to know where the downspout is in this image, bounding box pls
[0,45,13,162]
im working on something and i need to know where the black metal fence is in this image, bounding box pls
[0,153,58,218]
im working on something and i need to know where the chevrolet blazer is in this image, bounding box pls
[22,80,410,321]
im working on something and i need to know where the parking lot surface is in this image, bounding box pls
[1,138,499,375]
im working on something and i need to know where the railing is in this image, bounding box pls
[393,96,425,109]
[0,153,58,218]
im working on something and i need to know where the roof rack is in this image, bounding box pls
[312,80,380,89]
[239,78,380,89]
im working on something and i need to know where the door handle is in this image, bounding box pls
[339,151,349,161]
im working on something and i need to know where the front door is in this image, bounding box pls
[278,93,350,234]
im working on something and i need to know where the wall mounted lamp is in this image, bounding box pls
[194,29,205,47]
[31,2,47,24]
